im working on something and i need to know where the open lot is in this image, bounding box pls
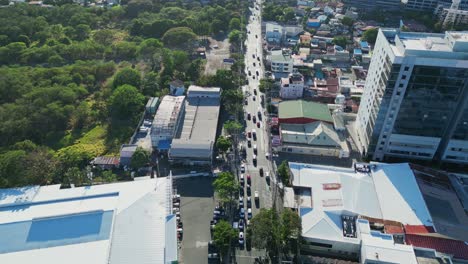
[204,38,231,75]
[176,177,215,264]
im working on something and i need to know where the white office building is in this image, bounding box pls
[354,29,468,164]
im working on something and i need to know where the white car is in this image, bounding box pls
[253,144,257,154]
[240,174,245,185]
[239,232,245,245]
[240,164,246,173]
[255,191,259,200]
[247,208,252,219]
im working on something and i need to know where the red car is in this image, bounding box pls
[257,122,260,128]
[247,174,251,184]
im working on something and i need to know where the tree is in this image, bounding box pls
[332,36,347,48]
[224,121,243,135]
[130,147,151,169]
[142,71,159,96]
[250,208,280,258]
[74,24,91,41]
[277,160,290,185]
[229,17,241,30]
[362,28,378,43]
[162,27,197,51]
[102,170,117,182]
[280,209,302,254]
[113,68,141,89]
[228,30,244,45]
[259,78,274,93]
[216,135,232,153]
[109,84,145,120]
[213,220,237,257]
[341,16,354,27]
[212,171,238,204]
[65,167,88,186]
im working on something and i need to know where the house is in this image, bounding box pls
[91,156,120,170]
[307,18,321,28]
[299,32,312,45]
[265,22,284,46]
[280,70,305,99]
[278,100,334,124]
[297,0,314,7]
[169,79,185,96]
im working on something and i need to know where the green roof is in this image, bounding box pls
[279,100,333,123]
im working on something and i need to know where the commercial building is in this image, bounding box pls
[151,95,185,150]
[404,0,440,10]
[435,0,468,27]
[289,162,468,263]
[0,177,177,264]
[169,86,221,165]
[280,70,305,99]
[342,0,402,10]
[269,49,294,78]
[354,29,468,164]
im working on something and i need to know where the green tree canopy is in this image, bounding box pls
[229,17,241,30]
[130,147,151,169]
[213,220,237,257]
[109,84,145,120]
[162,27,197,51]
[332,36,347,48]
[277,160,290,186]
[224,121,243,135]
[259,78,275,93]
[113,68,141,89]
[216,135,232,153]
[341,16,354,27]
[362,28,379,43]
[212,171,238,204]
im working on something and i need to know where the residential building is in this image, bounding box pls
[269,49,294,78]
[435,0,468,27]
[289,162,468,263]
[280,70,305,99]
[168,86,221,165]
[265,22,284,46]
[297,0,315,7]
[307,18,321,28]
[354,29,468,164]
[0,177,178,264]
[151,95,185,150]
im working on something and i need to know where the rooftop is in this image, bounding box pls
[0,177,177,264]
[270,50,293,63]
[152,95,185,137]
[280,121,342,147]
[290,162,434,242]
[279,100,334,123]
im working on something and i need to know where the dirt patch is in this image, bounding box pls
[204,37,231,75]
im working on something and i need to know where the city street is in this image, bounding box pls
[235,0,275,263]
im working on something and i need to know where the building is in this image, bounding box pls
[404,0,440,10]
[278,100,334,124]
[265,22,284,46]
[0,177,178,264]
[151,95,185,150]
[269,49,294,78]
[169,80,185,96]
[119,144,137,166]
[354,29,468,164]
[342,0,402,10]
[91,156,120,170]
[169,86,221,165]
[307,18,321,28]
[435,0,468,27]
[277,121,350,158]
[280,70,305,99]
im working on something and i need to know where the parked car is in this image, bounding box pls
[239,219,245,230]
[247,197,251,208]
[259,167,264,176]
[240,207,245,218]
[240,164,246,173]
[247,139,252,147]
[253,145,257,154]
[239,196,244,207]
[240,174,245,185]
[257,121,260,128]
[247,174,251,184]
[247,208,252,219]
[255,191,259,201]
[239,232,245,245]
[247,112,251,120]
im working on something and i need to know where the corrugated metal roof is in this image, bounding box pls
[405,234,468,260]
[279,100,333,123]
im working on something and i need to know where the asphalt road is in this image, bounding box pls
[235,0,272,263]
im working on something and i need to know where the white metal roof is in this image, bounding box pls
[289,162,433,242]
[0,177,174,264]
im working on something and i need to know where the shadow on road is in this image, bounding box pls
[175,177,215,198]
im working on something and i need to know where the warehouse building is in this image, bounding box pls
[151,95,185,150]
[0,177,178,264]
[169,86,221,165]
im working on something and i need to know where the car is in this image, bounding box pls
[248,70,251,76]
[253,155,257,165]
[239,196,244,207]
[255,191,259,200]
[247,112,251,120]
[240,163,246,173]
[247,131,252,138]
[239,207,245,218]
[240,174,245,185]
[247,174,251,184]
[255,34,258,38]
[265,152,270,159]
[208,253,219,260]
[259,167,264,177]
[210,220,216,230]
[139,126,149,133]
[253,116,256,123]
[247,139,251,147]
[257,121,260,128]
[252,96,256,101]
[253,89,257,95]
[208,240,217,253]
[246,184,251,196]
[248,30,250,34]
[253,62,256,67]
[256,70,259,76]
[239,219,245,230]
[239,232,245,245]
[239,186,244,196]
[257,57,260,62]
[252,75,255,79]
[252,54,255,59]
[247,208,252,219]
[247,197,251,208]
[244,98,248,105]
[212,44,219,49]
[253,144,257,154]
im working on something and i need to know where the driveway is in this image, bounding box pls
[204,37,231,75]
[176,177,216,264]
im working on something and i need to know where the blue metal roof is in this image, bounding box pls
[0,210,113,254]
[360,41,369,49]
[158,139,172,150]
[354,49,362,55]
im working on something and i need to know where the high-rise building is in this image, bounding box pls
[405,0,468,11]
[354,29,468,164]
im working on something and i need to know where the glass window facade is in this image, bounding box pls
[393,66,468,138]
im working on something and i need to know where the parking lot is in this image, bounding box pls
[176,177,216,264]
